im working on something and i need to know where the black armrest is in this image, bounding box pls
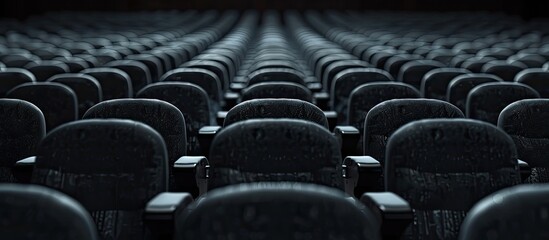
[324,111,337,131]
[314,92,330,110]
[334,126,360,158]
[216,111,227,126]
[518,159,531,182]
[306,82,322,93]
[198,126,221,156]
[223,92,239,110]
[13,156,35,183]
[343,156,382,197]
[361,192,413,240]
[145,192,194,239]
[173,156,209,196]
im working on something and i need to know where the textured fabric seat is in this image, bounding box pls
[126,54,164,82]
[7,82,78,131]
[420,68,471,99]
[0,99,45,182]
[81,68,133,99]
[208,119,342,191]
[446,73,503,113]
[247,68,306,87]
[514,69,549,98]
[498,99,549,183]
[161,68,223,111]
[0,183,98,240]
[25,60,69,81]
[240,82,313,103]
[224,99,329,128]
[384,54,423,79]
[0,68,35,97]
[176,182,380,240]
[386,119,520,240]
[481,60,527,82]
[181,59,230,92]
[83,99,186,190]
[106,60,152,94]
[466,82,540,125]
[398,60,445,90]
[322,60,370,92]
[459,184,549,240]
[48,73,102,118]
[31,119,168,240]
[137,82,213,156]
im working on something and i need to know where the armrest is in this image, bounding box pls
[13,156,35,183]
[343,156,382,197]
[323,111,337,131]
[314,92,330,110]
[361,192,413,240]
[518,159,531,182]
[223,92,239,110]
[145,192,194,239]
[173,156,210,196]
[198,126,221,156]
[216,111,227,126]
[333,126,360,158]
[306,82,322,92]
[230,83,246,93]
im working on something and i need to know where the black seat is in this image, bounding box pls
[161,68,223,111]
[240,81,313,103]
[0,99,45,182]
[137,82,213,156]
[386,119,520,240]
[81,68,133,99]
[208,119,342,191]
[31,119,172,240]
[224,99,328,128]
[398,60,445,90]
[48,73,102,118]
[447,73,503,113]
[459,184,549,240]
[322,60,370,92]
[498,99,549,183]
[461,56,496,73]
[0,183,98,240]
[25,60,69,81]
[83,99,186,190]
[7,82,78,131]
[126,54,164,82]
[176,182,381,240]
[0,68,35,97]
[420,68,471,99]
[466,82,540,125]
[514,68,549,98]
[106,60,151,94]
[481,60,527,82]
[181,59,229,92]
[247,68,306,87]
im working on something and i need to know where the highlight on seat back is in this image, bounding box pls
[176,182,381,240]
[0,183,99,240]
[240,81,313,103]
[208,119,342,190]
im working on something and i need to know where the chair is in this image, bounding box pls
[83,99,186,190]
[459,184,549,240]
[0,99,45,182]
[6,82,78,131]
[176,182,381,240]
[25,60,69,81]
[161,68,223,112]
[398,60,445,90]
[81,68,133,99]
[420,68,471,99]
[515,68,549,98]
[0,183,98,240]
[137,82,213,156]
[466,82,540,125]
[0,68,35,97]
[498,99,549,183]
[48,73,102,118]
[481,60,527,82]
[386,119,520,240]
[247,68,306,87]
[106,60,151,94]
[240,81,313,103]
[446,73,503,113]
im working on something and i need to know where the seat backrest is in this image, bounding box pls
[25,60,69,81]
[48,73,102,118]
[32,119,168,240]
[0,183,98,240]
[6,82,78,131]
[515,68,549,98]
[224,99,329,129]
[0,68,35,97]
[209,119,342,190]
[0,99,45,182]
[466,82,540,124]
[137,82,212,155]
[481,60,527,82]
[240,81,313,103]
[161,68,222,110]
[447,73,503,113]
[81,67,133,99]
[386,119,520,239]
[420,68,470,99]
[459,184,549,240]
[176,182,380,240]
[398,59,445,90]
[106,60,152,94]
[247,68,306,87]
[364,99,463,162]
[498,99,549,183]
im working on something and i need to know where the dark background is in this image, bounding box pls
[1,0,549,20]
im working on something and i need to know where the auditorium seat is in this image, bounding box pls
[498,99,549,183]
[447,73,503,113]
[48,73,102,118]
[398,59,445,90]
[25,60,70,81]
[7,82,78,131]
[106,60,152,94]
[0,68,35,97]
[161,68,223,111]
[240,81,314,103]
[386,119,520,239]
[176,182,381,240]
[126,54,164,82]
[81,68,133,99]
[420,68,471,99]
[466,82,540,124]
[0,183,98,240]
[514,68,549,97]
[247,67,307,87]
[481,60,527,82]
